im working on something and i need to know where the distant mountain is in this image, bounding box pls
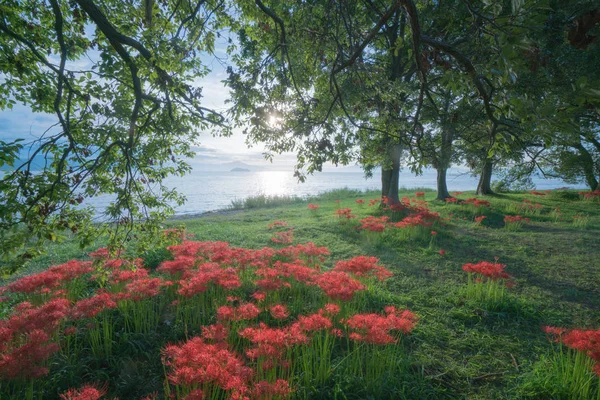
[230,167,250,172]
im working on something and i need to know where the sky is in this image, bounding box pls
[0,23,362,173]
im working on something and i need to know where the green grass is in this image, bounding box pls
[1,188,599,399]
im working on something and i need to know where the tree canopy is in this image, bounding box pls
[1,0,599,270]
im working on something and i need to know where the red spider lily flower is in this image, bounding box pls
[63,326,78,336]
[543,326,600,376]
[72,293,117,319]
[344,307,418,345]
[201,323,229,343]
[268,220,288,229]
[277,242,330,264]
[355,199,365,205]
[321,303,341,316]
[157,256,196,276]
[162,336,252,397]
[88,247,111,260]
[394,214,433,229]
[368,198,381,206]
[59,383,107,400]
[464,198,491,207]
[474,215,486,224]
[431,231,438,236]
[330,328,344,337]
[166,240,202,257]
[270,304,290,320]
[542,326,567,337]
[5,298,71,334]
[439,249,446,256]
[177,263,241,297]
[239,323,308,361]
[445,197,458,203]
[530,191,546,196]
[334,208,356,219]
[48,260,95,282]
[251,379,292,398]
[271,229,294,244]
[217,303,260,322]
[462,261,511,280]
[358,216,389,232]
[504,215,530,224]
[292,313,332,333]
[255,266,286,291]
[7,270,62,294]
[415,192,425,198]
[315,271,366,301]
[108,267,150,285]
[117,277,165,301]
[251,291,266,302]
[0,329,60,380]
[333,256,393,281]
[308,203,320,210]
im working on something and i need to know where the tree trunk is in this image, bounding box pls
[381,144,401,204]
[436,168,450,200]
[476,159,494,195]
[436,123,454,201]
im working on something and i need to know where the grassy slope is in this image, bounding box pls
[4,188,599,399]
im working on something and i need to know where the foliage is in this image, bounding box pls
[0,0,232,268]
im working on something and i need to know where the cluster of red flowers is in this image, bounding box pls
[464,198,491,208]
[162,336,253,399]
[334,256,393,281]
[271,229,294,244]
[358,216,389,232]
[268,220,288,229]
[177,262,242,297]
[530,191,547,196]
[445,197,459,203]
[0,232,411,398]
[335,208,356,219]
[394,214,433,229]
[72,293,117,319]
[308,203,319,210]
[543,326,600,376]
[59,384,106,400]
[355,199,365,205]
[344,306,418,345]
[315,271,366,301]
[0,298,70,379]
[462,261,511,280]
[415,192,425,198]
[217,303,261,322]
[368,198,380,207]
[579,190,600,200]
[7,260,94,295]
[504,215,530,224]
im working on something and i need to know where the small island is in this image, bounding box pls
[230,167,250,172]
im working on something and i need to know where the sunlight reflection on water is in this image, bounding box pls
[81,168,582,217]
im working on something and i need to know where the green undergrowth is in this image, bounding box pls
[1,188,599,399]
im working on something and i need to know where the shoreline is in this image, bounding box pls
[168,208,247,221]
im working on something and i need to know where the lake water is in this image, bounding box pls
[84,167,583,217]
